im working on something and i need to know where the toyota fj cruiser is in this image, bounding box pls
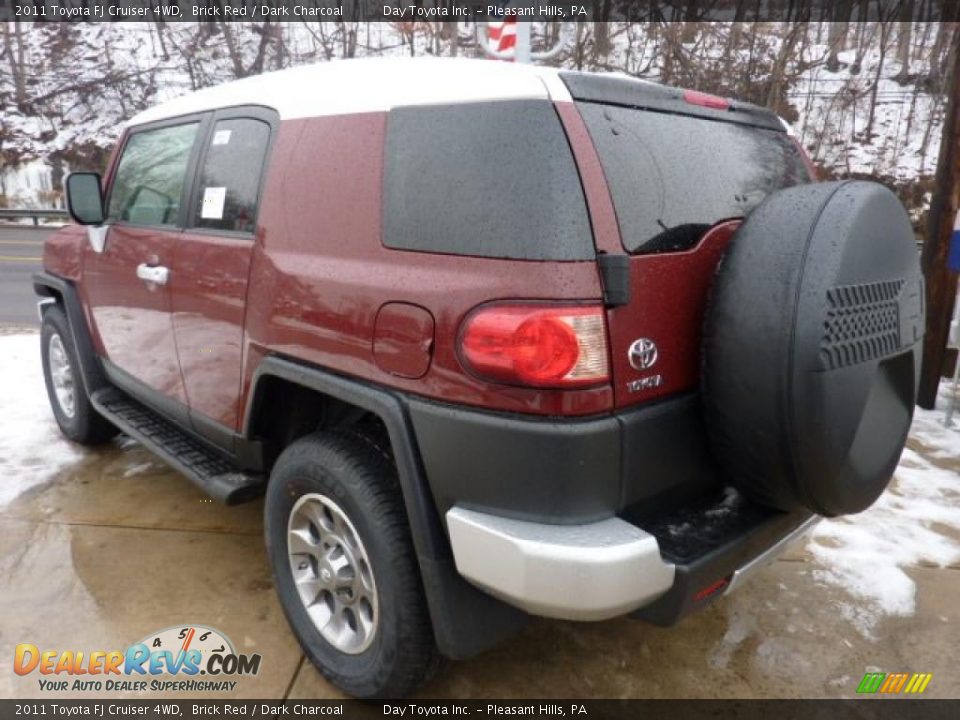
[36,57,924,698]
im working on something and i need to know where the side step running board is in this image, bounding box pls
[90,387,265,505]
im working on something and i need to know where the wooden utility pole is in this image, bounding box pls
[919,23,960,408]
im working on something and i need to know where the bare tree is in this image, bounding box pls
[865,9,900,139]
[894,1,916,83]
[593,0,613,57]
[826,3,852,73]
[2,21,28,112]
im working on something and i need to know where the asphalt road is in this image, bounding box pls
[0,225,56,326]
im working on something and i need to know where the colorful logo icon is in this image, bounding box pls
[857,672,932,695]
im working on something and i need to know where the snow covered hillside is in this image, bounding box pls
[0,22,949,227]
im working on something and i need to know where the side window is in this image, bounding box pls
[191,118,271,233]
[108,122,199,227]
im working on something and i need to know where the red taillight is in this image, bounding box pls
[790,135,818,181]
[459,304,609,388]
[683,89,730,110]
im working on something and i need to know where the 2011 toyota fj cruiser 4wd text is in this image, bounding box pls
[36,57,924,698]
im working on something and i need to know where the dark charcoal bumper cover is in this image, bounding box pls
[408,395,818,624]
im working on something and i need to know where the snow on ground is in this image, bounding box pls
[911,384,960,461]
[0,332,81,506]
[807,381,960,638]
[793,44,942,184]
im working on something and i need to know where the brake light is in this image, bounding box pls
[683,89,730,110]
[459,304,609,388]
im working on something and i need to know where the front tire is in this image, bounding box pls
[264,431,438,698]
[40,305,117,445]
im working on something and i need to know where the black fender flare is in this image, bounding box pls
[243,356,528,659]
[33,271,108,397]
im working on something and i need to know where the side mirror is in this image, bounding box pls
[65,172,105,225]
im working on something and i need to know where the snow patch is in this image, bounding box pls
[0,159,64,211]
[708,610,754,669]
[122,461,155,478]
[0,333,82,506]
[910,381,960,459]
[704,486,742,518]
[807,385,960,637]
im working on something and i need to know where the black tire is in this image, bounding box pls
[264,431,438,698]
[40,305,117,445]
[703,181,924,517]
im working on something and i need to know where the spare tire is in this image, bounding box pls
[703,181,924,517]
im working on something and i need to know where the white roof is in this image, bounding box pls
[127,57,573,126]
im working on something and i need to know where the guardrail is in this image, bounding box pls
[0,208,70,226]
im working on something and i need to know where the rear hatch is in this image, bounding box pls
[562,73,813,410]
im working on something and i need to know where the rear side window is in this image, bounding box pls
[578,103,810,254]
[108,122,199,227]
[383,100,593,261]
[191,118,271,233]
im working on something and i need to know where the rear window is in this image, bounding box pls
[191,117,271,234]
[578,103,810,254]
[383,100,593,261]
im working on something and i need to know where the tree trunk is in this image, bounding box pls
[443,22,458,56]
[865,22,892,138]
[851,7,870,74]
[593,0,612,57]
[219,22,247,78]
[930,20,949,88]
[826,0,852,72]
[572,22,586,71]
[3,21,29,112]
[894,1,915,83]
[766,22,805,115]
[594,22,610,58]
[918,28,960,408]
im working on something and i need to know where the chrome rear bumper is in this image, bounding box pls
[446,507,675,621]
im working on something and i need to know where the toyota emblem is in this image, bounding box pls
[628,338,658,370]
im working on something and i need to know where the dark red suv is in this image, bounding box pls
[36,57,924,698]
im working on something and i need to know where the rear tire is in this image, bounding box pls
[264,431,438,698]
[40,305,117,445]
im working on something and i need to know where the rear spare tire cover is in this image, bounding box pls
[703,181,924,517]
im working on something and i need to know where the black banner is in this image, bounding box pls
[1,0,959,24]
[1,700,960,720]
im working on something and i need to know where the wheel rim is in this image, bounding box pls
[48,333,76,419]
[287,492,379,655]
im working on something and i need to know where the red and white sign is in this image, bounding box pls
[488,19,518,59]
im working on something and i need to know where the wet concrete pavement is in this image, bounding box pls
[1,334,958,699]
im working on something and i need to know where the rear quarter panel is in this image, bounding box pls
[242,112,611,417]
